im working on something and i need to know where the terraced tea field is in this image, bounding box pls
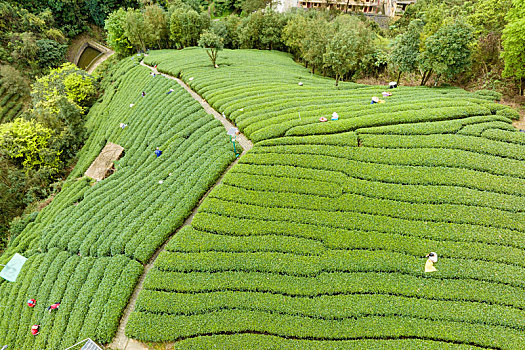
[0,80,26,123]
[0,56,236,349]
[0,47,523,349]
[124,49,525,349]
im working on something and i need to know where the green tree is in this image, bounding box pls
[301,16,331,74]
[171,8,209,47]
[0,118,60,172]
[198,30,224,68]
[390,19,423,84]
[239,10,265,49]
[282,13,308,60]
[36,39,67,69]
[261,10,285,50]
[105,8,133,56]
[124,8,148,52]
[240,0,278,13]
[31,63,96,112]
[217,15,241,49]
[169,8,185,48]
[144,4,169,49]
[63,73,97,108]
[468,0,511,36]
[10,31,38,65]
[501,0,525,95]
[418,21,474,86]
[30,63,94,161]
[323,16,373,86]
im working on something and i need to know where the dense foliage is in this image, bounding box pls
[0,1,67,77]
[127,49,524,348]
[0,63,98,248]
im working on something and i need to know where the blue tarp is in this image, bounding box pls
[0,253,27,282]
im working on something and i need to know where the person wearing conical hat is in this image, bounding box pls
[425,252,438,272]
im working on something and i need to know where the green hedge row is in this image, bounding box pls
[153,247,525,289]
[251,143,525,180]
[221,166,525,229]
[359,133,525,161]
[199,196,525,250]
[134,290,525,331]
[0,250,142,349]
[226,163,525,213]
[126,309,525,348]
[240,151,525,197]
[355,115,511,135]
[483,128,525,145]
[170,333,486,350]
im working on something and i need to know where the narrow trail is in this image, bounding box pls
[109,61,253,350]
[140,60,253,152]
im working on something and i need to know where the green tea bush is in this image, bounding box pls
[129,49,525,346]
[0,54,236,348]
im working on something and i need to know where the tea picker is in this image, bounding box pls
[227,127,240,157]
[425,252,438,272]
[47,302,60,313]
[154,147,162,158]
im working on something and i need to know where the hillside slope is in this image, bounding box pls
[125,49,525,349]
[0,56,236,349]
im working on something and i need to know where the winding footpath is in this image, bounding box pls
[109,61,253,350]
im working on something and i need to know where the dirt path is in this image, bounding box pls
[139,60,253,152]
[109,62,253,350]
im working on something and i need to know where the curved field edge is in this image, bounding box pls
[0,55,236,348]
[128,49,525,349]
[169,333,491,350]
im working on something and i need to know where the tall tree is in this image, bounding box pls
[418,21,474,86]
[501,0,525,95]
[144,4,169,49]
[260,10,285,50]
[282,13,308,60]
[389,19,423,84]
[323,16,373,86]
[105,8,133,57]
[239,10,265,49]
[198,30,223,68]
[301,16,331,74]
[124,8,148,52]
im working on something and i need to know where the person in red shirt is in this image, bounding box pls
[27,299,36,307]
[47,302,60,313]
[31,325,39,336]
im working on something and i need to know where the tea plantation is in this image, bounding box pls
[124,49,525,349]
[0,56,236,348]
[0,80,26,123]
